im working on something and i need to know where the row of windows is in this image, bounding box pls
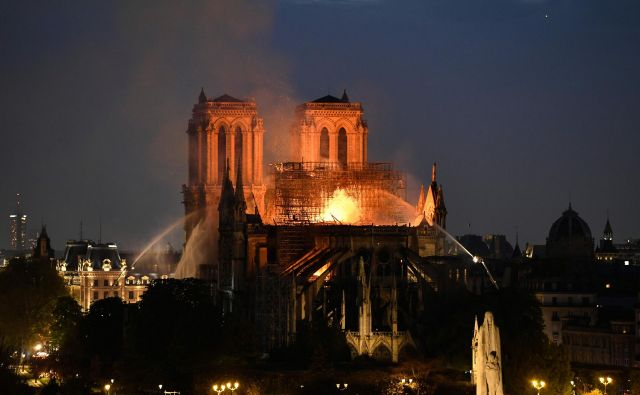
[92,278,149,287]
[563,334,610,348]
[549,296,591,306]
[551,311,590,321]
[92,291,139,301]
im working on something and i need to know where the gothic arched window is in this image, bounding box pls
[320,127,329,159]
[235,126,243,176]
[338,127,347,166]
[218,126,226,180]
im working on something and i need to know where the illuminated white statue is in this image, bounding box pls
[472,311,504,395]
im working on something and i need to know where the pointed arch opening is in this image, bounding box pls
[218,126,226,181]
[320,127,329,159]
[235,126,243,179]
[338,127,347,167]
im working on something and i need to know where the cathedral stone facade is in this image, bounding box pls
[183,90,266,242]
[180,89,465,360]
[290,91,368,166]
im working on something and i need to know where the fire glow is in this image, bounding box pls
[321,188,361,224]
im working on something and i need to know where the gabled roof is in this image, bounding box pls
[311,94,344,103]
[212,93,243,102]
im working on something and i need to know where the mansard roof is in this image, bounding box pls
[85,243,122,270]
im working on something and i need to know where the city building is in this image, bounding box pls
[595,218,618,262]
[563,320,634,367]
[8,193,27,251]
[535,290,598,345]
[57,239,151,310]
[546,204,594,261]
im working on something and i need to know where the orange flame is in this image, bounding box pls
[321,188,361,224]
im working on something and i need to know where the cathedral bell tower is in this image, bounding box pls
[183,89,266,243]
[290,90,368,166]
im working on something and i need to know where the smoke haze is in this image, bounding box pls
[2,0,639,249]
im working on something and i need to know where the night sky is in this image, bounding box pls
[1,0,639,251]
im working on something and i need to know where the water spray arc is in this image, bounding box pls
[131,211,198,270]
[432,222,500,290]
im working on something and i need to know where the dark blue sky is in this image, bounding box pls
[1,0,639,250]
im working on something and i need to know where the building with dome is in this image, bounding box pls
[546,204,594,261]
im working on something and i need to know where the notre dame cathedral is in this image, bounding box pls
[181,89,475,362]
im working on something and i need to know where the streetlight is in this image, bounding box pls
[226,382,239,392]
[599,376,613,395]
[531,379,545,395]
[159,384,163,394]
[213,384,226,394]
[336,383,348,391]
[401,378,414,385]
[104,383,111,395]
[570,380,576,395]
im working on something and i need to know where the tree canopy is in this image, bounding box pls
[0,257,66,351]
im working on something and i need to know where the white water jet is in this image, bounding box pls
[174,209,218,279]
[132,216,188,270]
[432,222,499,290]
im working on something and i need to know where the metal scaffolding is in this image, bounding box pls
[272,161,407,225]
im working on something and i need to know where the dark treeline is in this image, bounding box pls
[0,257,573,394]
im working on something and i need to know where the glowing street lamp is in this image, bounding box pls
[336,383,348,391]
[599,376,613,395]
[401,378,414,385]
[531,379,545,395]
[104,383,111,395]
[213,384,226,394]
[33,343,43,352]
[227,382,239,392]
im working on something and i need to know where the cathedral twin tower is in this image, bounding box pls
[183,89,369,239]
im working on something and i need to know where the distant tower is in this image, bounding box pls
[416,163,447,228]
[9,193,27,251]
[33,225,54,261]
[595,216,617,262]
[183,89,266,242]
[290,90,368,166]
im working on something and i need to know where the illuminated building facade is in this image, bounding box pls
[183,90,266,243]
[182,90,461,361]
[9,193,27,251]
[290,91,367,165]
[57,240,149,310]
